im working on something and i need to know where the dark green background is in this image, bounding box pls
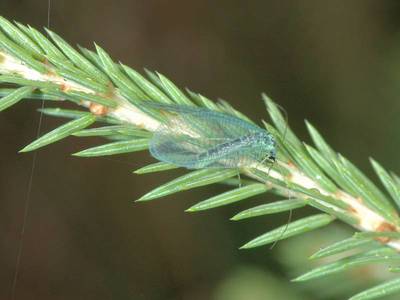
[1,1,400,299]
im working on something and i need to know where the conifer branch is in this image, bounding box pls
[1,16,399,299]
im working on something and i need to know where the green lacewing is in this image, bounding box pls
[138,102,277,169]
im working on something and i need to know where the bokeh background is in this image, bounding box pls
[1,1,400,299]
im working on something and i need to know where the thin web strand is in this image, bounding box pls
[11,2,51,299]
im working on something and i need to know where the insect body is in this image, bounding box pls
[139,102,276,169]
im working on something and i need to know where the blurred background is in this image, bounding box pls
[1,1,400,299]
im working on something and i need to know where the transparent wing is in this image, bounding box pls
[149,128,214,169]
[141,102,267,169]
[139,101,263,139]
